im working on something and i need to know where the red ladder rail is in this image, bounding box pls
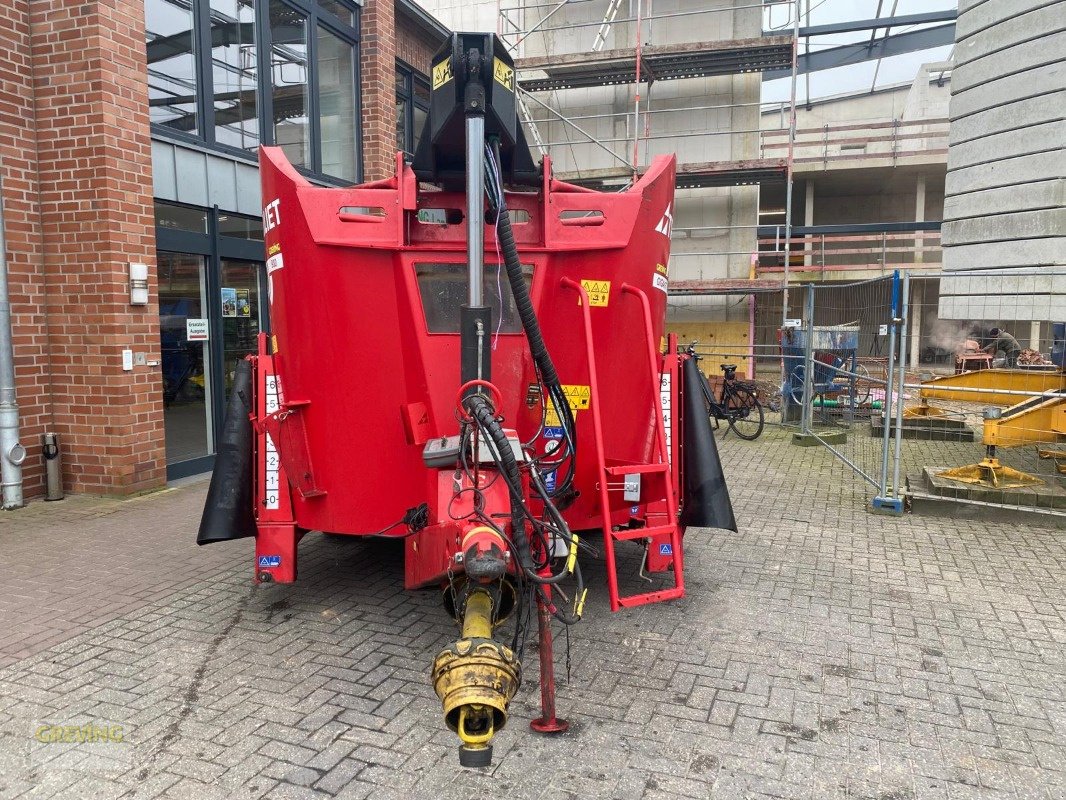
[560,277,684,611]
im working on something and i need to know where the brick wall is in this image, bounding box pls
[0,0,440,500]
[396,14,441,76]
[0,1,49,496]
[361,1,444,181]
[1,0,163,499]
[360,0,399,182]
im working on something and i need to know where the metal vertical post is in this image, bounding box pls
[780,1,800,336]
[873,270,902,513]
[891,271,909,496]
[632,0,643,177]
[800,283,815,434]
[466,115,485,307]
[0,169,25,510]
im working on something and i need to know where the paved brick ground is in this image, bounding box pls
[0,430,1063,799]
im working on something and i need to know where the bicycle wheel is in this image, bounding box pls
[789,365,807,405]
[853,362,872,406]
[725,385,764,440]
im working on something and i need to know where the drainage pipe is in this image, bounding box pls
[0,170,25,509]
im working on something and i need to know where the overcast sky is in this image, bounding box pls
[761,0,957,104]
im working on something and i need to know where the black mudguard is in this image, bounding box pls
[197,358,257,544]
[679,356,738,532]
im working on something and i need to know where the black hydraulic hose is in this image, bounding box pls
[463,395,573,587]
[488,142,577,494]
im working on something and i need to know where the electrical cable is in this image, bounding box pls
[360,503,430,538]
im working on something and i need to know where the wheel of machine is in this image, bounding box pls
[725,386,764,440]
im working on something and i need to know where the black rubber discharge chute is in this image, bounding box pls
[197,358,257,545]
[679,356,738,532]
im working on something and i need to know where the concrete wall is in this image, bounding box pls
[940,0,1066,320]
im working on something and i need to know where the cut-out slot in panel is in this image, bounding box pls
[559,209,605,226]
[339,206,387,222]
[507,209,530,223]
[416,208,464,225]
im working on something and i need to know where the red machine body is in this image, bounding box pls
[252,146,686,599]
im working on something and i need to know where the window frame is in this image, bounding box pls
[148,0,363,183]
[395,59,430,159]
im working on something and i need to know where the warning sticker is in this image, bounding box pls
[493,57,515,91]
[561,384,591,410]
[544,385,591,427]
[432,59,453,90]
[579,279,610,307]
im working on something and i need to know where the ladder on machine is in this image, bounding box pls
[561,278,685,611]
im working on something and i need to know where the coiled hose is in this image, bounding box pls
[463,394,584,624]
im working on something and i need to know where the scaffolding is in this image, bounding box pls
[495,0,954,395]
[499,0,803,313]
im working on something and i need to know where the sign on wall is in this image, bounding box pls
[186,318,209,341]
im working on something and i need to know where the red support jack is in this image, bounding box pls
[530,587,569,734]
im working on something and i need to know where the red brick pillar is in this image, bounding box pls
[0,0,165,498]
[360,0,399,182]
[0,1,50,497]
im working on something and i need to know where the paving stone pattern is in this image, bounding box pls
[0,431,1063,799]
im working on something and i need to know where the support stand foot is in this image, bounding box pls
[531,589,569,736]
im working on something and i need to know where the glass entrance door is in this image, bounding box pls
[158,252,213,465]
[219,259,264,399]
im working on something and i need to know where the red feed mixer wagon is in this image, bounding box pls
[198,32,735,766]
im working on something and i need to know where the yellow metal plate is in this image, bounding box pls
[492,57,514,91]
[432,59,453,90]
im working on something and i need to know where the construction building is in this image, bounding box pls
[418,1,961,369]
[422,0,790,352]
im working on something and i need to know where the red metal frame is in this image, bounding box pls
[240,147,701,636]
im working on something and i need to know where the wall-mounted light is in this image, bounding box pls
[129,262,149,306]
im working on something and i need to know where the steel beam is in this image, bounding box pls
[763,24,956,80]
[790,10,956,38]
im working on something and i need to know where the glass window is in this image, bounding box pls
[396,100,407,153]
[412,78,430,153]
[219,260,263,397]
[318,0,355,25]
[210,0,259,150]
[146,0,199,133]
[158,252,213,463]
[155,202,209,233]
[269,1,311,169]
[397,64,431,158]
[317,25,358,181]
[415,263,533,334]
[218,212,265,240]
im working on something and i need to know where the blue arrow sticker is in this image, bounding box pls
[543,426,565,440]
[258,555,282,568]
[658,544,673,556]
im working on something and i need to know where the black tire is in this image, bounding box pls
[725,385,764,441]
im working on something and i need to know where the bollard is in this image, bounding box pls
[42,432,63,501]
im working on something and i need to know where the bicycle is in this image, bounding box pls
[685,343,765,440]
